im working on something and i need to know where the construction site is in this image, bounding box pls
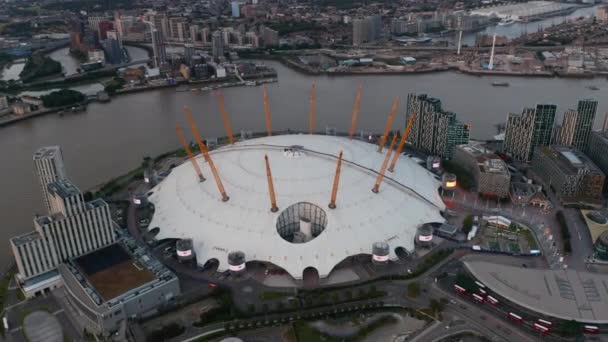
[142,85,448,286]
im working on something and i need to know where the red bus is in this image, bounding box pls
[486,295,499,306]
[583,325,599,334]
[534,323,550,335]
[454,284,466,295]
[472,293,484,303]
[536,319,552,328]
[507,312,523,324]
[478,288,487,296]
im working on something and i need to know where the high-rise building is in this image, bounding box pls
[151,28,167,67]
[11,147,116,297]
[183,43,195,66]
[262,27,279,47]
[169,17,189,42]
[189,25,200,43]
[554,109,578,146]
[504,104,556,162]
[352,15,382,46]
[573,99,598,150]
[531,104,557,149]
[212,31,224,60]
[103,31,123,64]
[201,27,210,45]
[231,1,240,17]
[34,146,67,214]
[586,130,608,182]
[406,94,469,159]
[531,146,604,203]
[245,31,259,48]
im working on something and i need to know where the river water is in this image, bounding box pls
[1,58,608,267]
[459,5,599,45]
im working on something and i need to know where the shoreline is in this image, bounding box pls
[258,54,607,79]
[0,75,278,128]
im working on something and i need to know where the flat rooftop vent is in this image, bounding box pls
[561,151,583,166]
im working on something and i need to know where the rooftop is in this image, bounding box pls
[537,146,603,175]
[48,179,80,199]
[75,244,156,302]
[33,146,61,160]
[11,231,42,246]
[465,260,608,323]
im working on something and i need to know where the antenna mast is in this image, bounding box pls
[216,91,235,144]
[176,124,205,182]
[372,134,398,193]
[348,85,362,140]
[309,81,316,134]
[263,85,272,136]
[328,150,343,209]
[264,155,279,212]
[388,113,416,173]
[377,97,399,153]
[184,106,230,202]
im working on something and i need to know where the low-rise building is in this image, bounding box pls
[586,131,608,185]
[58,241,180,336]
[509,182,551,209]
[453,144,511,198]
[531,146,605,203]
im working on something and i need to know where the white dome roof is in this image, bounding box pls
[148,134,445,279]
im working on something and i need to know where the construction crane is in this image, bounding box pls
[309,81,316,134]
[175,124,205,182]
[372,134,398,194]
[216,91,235,144]
[263,85,272,136]
[184,106,230,202]
[388,113,416,173]
[328,150,343,209]
[348,85,362,140]
[377,97,399,153]
[264,155,279,212]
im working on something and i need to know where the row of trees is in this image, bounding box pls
[19,53,62,83]
[556,210,572,253]
[41,89,85,108]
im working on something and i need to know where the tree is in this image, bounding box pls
[429,298,446,317]
[407,282,421,298]
[462,215,474,234]
[558,320,582,337]
[40,89,85,108]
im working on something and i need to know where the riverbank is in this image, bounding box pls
[0,74,279,127]
[266,53,608,79]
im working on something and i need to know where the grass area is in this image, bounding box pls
[260,291,291,301]
[520,229,539,250]
[488,241,500,251]
[293,321,342,342]
[509,243,521,253]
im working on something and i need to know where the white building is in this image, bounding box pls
[10,147,116,298]
[34,146,67,214]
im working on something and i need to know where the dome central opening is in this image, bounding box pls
[276,202,327,243]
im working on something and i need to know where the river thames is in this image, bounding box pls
[1,59,608,266]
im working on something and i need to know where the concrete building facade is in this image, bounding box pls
[504,104,556,162]
[34,146,67,214]
[531,146,605,203]
[10,147,116,298]
[453,144,511,198]
[406,93,470,159]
